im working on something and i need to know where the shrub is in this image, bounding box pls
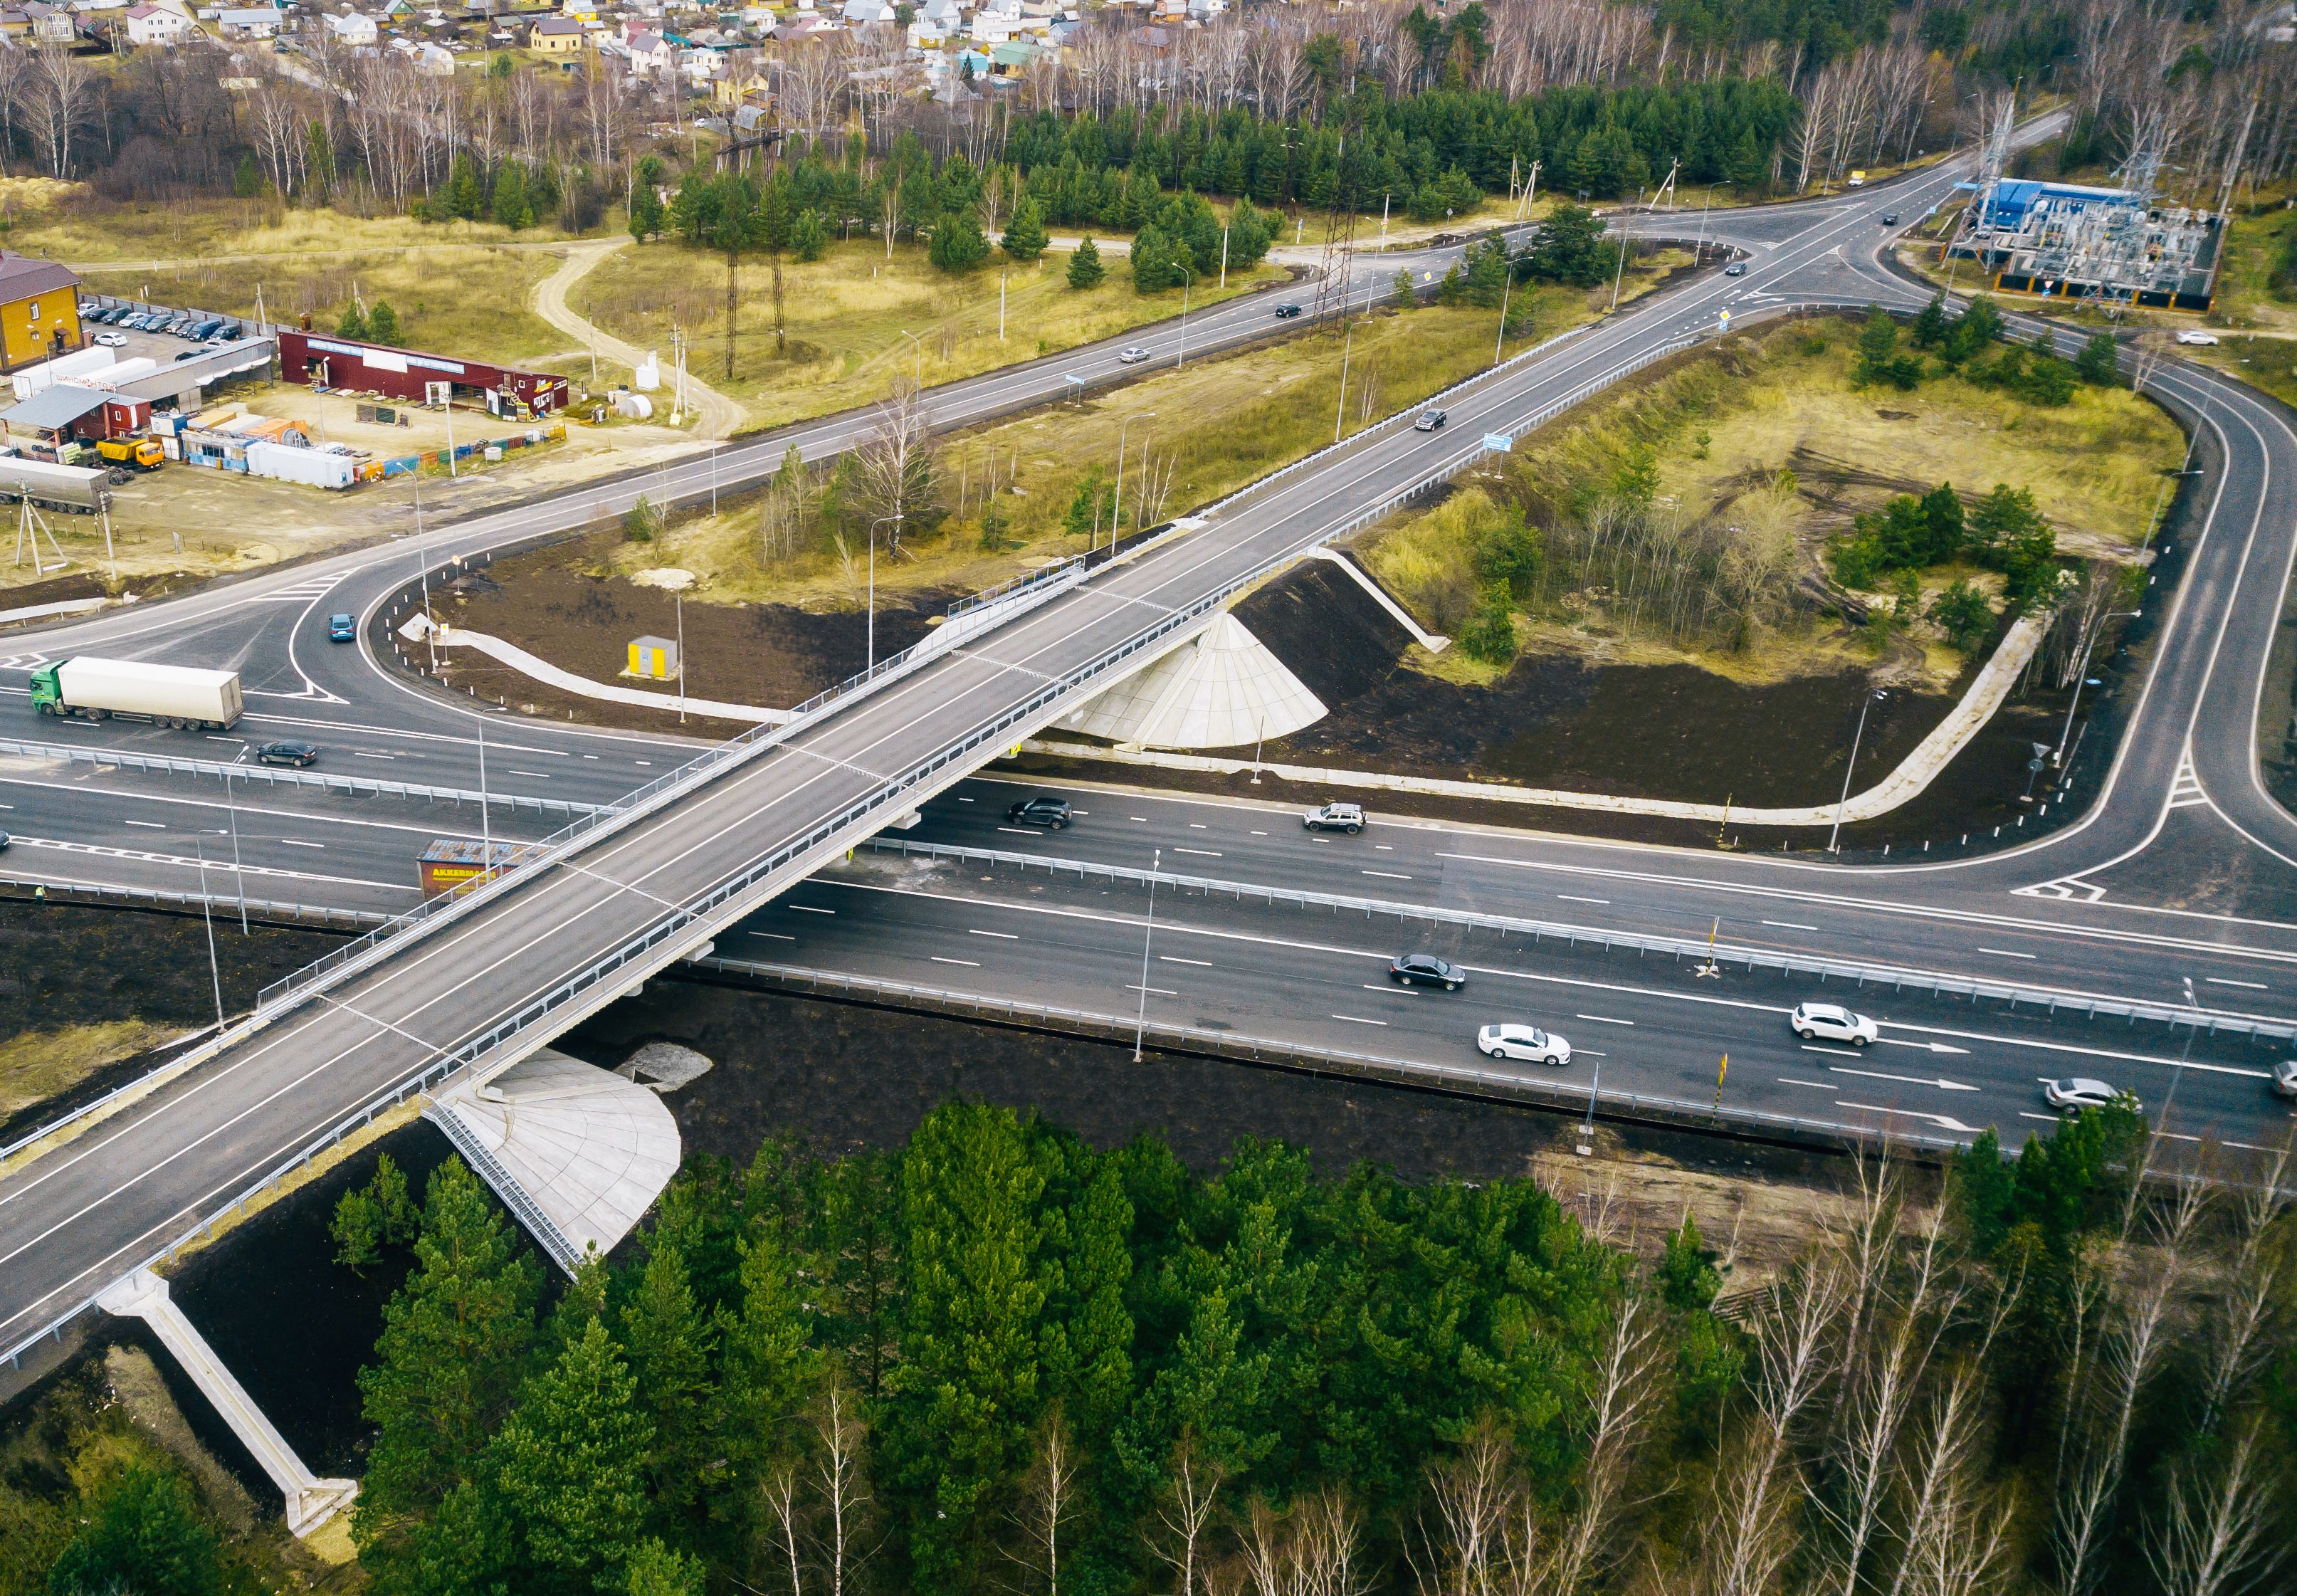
[1000,197,1048,262]
[1457,584,1519,664]
[927,209,989,275]
[1066,235,1104,290]
[1928,577,1995,652]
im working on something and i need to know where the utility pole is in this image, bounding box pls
[195,839,225,1031]
[1829,690,1886,852]
[226,769,246,935]
[478,712,492,870]
[1132,846,1162,1061]
[1493,268,1512,364]
[1219,224,1229,288]
[675,594,685,723]
[999,271,1007,341]
[1608,217,1630,313]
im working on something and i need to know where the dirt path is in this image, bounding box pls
[532,238,747,441]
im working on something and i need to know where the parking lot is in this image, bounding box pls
[78,299,257,372]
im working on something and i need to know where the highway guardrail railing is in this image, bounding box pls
[688,955,1972,1158]
[0,737,606,816]
[863,839,2297,1044]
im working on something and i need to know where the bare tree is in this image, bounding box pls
[852,379,930,554]
[762,1456,808,1596]
[2140,1419,2288,1596]
[1411,1417,1516,1596]
[1009,1410,1082,1596]
[1155,1437,1226,1596]
[809,1375,871,1596]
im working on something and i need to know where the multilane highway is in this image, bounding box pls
[3,126,2295,1365]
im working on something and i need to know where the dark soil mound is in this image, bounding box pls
[1234,557,1416,705]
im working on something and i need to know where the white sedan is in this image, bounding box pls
[2043,1077,2133,1113]
[1791,1002,1878,1046]
[1117,345,1152,364]
[1478,1023,1571,1066]
[93,332,127,348]
[2175,330,2219,346]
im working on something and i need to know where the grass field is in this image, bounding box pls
[3,188,592,265]
[1360,315,2183,683]
[596,251,1693,611]
[0,1020,180,1125]
[572,234,1289,426]
[78,245,574,370]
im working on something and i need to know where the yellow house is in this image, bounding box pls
[0,252,82,372]
[529,16,587,53]
[715,67,771,107]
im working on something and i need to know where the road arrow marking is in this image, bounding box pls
[1828,1065,1979,1092]
[1878,1038,1970,1054]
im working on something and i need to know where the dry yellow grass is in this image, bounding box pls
[10,196,584,266]
[0,1020,182,1123]
[572,236,1286,425]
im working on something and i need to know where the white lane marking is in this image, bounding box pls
[1828,1064,1977,1091]
[968,928,1019,940]
[931,956,979,967]
[204,735,240,745]
[1375,844,1394,851]
[1130,816,1147,821]
[278,839,325,849]
[2,834,413,891]
[1174,847,1223,858]
[997,826,1041,836]
[746,931,795,941]
[1779,1077,1832,1089]
[823,880,2278,1079]
[122,819,165,828]
[353,752,397,762]
[1763,920,1819,930]
[1876,1037,1971,1054]
[505,770,552,780]
[789,905,835,915]
[1802,1044,1867,1057]
[1188,823,1207,829]
[1160,955,1213,966]
[2207,977,2269,989]
[1364,982,1416,994]
[1979,947,2036,960]
[1128,984,1177,996]
[1333,1014,1389,1026]
[1575,1014,1634,1026]
[1362,869,1414,879]
[1250,829,1268,836]
[2019,1111,2061,1123]
[1558,894,1610,905]
[1834,1101,1982,1134]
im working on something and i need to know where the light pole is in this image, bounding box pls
[195,838,225,1031]
[1175,268,1194,368]
[1111,411,1153,552]
[1608,215,1630,313]
[1695,182,1729,265]
[895,327,925,385]
[866,514,901,673]
[224,767,246,935]
[1828,689,1887,853]
[1132,846,1162,1061]
[2055,609,2140,763]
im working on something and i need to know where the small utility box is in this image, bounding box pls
[626,634,678,679]
[419,839,527,898]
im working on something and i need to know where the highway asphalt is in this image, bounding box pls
[5,129,2297,1361]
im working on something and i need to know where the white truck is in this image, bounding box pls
[28,657,243,730]
[0,456,110,514]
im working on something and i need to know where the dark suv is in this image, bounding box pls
[1389,953,1466,991]
[1004,794,1073,829]
[1273,303,1304,319]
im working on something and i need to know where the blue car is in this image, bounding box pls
[327,612,356,643]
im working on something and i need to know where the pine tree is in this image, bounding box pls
[445,153,484,221]
[618,1244,719,1523]
[1002,196,1048,262]
[623,1538,707,1596]
[335,303,367,340]
[304,120,334,201]
[491,162,530,231]
[354,1158,541,1530]
[929,209,990,274]
[46,1466,221,1596]
[629,182,666,243]
[367,301,401,345]
[719,1229,818,1481]
[1131,224,1179,293]
[792,207,829,262]
[1066,234,1105,290]
[492,1317,653,1591]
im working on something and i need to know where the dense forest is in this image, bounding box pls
[38,1100,2285,1596]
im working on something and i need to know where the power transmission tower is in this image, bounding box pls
[1310,132,1359,328]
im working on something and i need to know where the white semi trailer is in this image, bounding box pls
[28,657,243,730]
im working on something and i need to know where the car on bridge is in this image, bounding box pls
[1303,801,1365,834]
[1004,794,1072,829]
[1118,346,1151,364]
[256,740,320,768]
[1389,952,1466,991]
[328,613,356,643]
[2043,1077,2132,1113]
[1273,303,1304,319]
[1790,1002,1877,1046]
[1478,1023,1570,1066]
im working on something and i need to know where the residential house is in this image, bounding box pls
[623,27,676,73]
[121,1,191,41]
[21,1,73,40]
[0,253,83,372]
[712,63,769,104]
[323,9,378,42]
[0,14,28,40]
[214,5,284,38]
[529,14,584,51]
[414,36,453,70]
[839,0,893,21]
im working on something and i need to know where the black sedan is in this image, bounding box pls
[1389,953,1466,991]
[1004,794,1072,829]
[1273,303,1304,319]
[255,740,320,768]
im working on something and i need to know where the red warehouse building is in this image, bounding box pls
[276,330,570,417]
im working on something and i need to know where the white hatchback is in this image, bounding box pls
[1478,1023,1570,1066]
[2175,330,2219,346]
[1790,1002,1878,1046]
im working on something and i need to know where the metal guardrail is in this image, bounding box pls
[420,1101,583,1273]
[866,839,2297,1044]
[0,736,604,815]
[692,957,1970,1157]
[0,876,384,930]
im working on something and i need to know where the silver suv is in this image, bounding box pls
[1303,802,1365,834]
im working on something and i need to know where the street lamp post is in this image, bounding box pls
[2055,609,2140,763]
[1132,846,1162,1061]
[225,767,246,935]
[866,515,902,673]
[1829,689,1887,853]
[1695,182,1729,265]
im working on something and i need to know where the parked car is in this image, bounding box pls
[1303,801,1365,834]
[2271,1059,2297,1098]
[1389,953,1466,991]
[2176,330,2219,346]
[1117,345,1151,364]
[93,332,125,349]
[255,740,320,768]
[2043,1077,2130,1113]
[1004,794,1073,829]
[1477,1022,1570,1065]
[78,299,98,316]
[327,612,357,643]
[1273,303,1304,318]
[1413,409,1448,432]
[1723,261,1748,276]
[174,349,208,362]
[165,317,195,336]
[187,318,225,340]
[1881,212,1899,225]
[1790,1001,1878,1046]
